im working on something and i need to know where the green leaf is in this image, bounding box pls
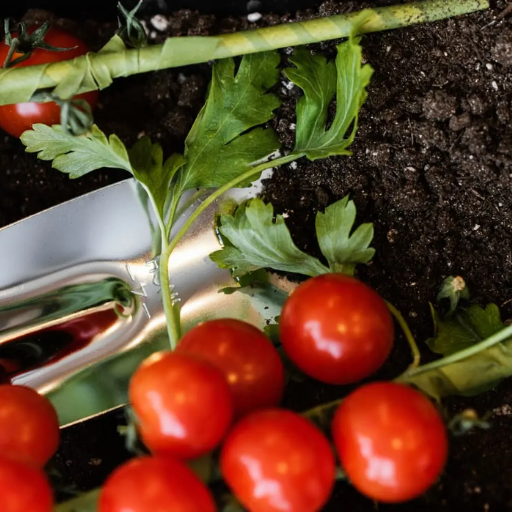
[210,198,329,278]
[427,304,505,357]
[316,195,374,276]
[176,52,281,190]
[403,342,512,401]
[402,303,512,401]
[285,30,373,160]
[21,124,132,178]
[128,136,185,219]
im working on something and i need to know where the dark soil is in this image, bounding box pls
[2,0,512,510]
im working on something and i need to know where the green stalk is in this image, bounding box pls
[55,489,99,512]
[0,0,488,105]
[159,194,182,349]
[159,237,181,348]
[396,322,512,381]
[166,154,300,257]
[161,153,300,345]
[385,301,421,369]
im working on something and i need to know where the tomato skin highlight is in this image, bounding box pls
[332,382,448,503]
[0,384,59,467]
[99,456,216,512]
[176,319,285,418]
[279,273,394,385]
[221,408,335,512]
[0,457,53,512]
[129,351,234,460]
[0,26,99,138]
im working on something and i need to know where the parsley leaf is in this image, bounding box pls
[128,136,185,219]
[21,124,132,178]
[176,51,281,190]
[210,198,329,277]
[210,194,374,278]
[316,195,374,276]
[402,303,512,400]
[285,30,373,160]
[427,303,504,357]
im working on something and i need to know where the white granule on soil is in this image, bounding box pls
[151,14,169,32]
[247,12,262,22]
[493,404,512,416]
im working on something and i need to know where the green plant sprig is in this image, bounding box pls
[22,19,372,348]
[0,0,488,105]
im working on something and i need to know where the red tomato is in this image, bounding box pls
[0,457,53,512]
[332,382,448,503]
[0,26,99,138]
[221,409,335,512]
[279,273,394,385]
[99,456,216,512]
[0,385,59,467]
[129,351,234,460]
[176,319,285,418]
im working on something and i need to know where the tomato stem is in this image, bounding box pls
[2,38,20,69]
[385,301,421,369]
[303,397,342,424]
[54,488,100,511]
[0,0,489,104]
[396,321,512,381]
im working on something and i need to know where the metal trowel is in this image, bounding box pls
[0,173,285,427]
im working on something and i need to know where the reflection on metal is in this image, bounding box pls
[0,173,286,426]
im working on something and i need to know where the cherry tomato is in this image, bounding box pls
[129,351,234,460]
[0,384,59,467]
[221,408,335,512]
[99,456,216,512]
[176,319,285,418]
[279,273,394,385]
[0,457,53,512]
[0,26,99,138]
[332,382,448,503]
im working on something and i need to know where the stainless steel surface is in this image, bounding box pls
[0,173,286,426]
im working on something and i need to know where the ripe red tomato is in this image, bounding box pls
[279,273,394,385]
[0,457,53,512]
[129,351,234,460]
[176,319,285,418]
[0,385,59,467]
[221,409,335,512]
[0,26,99,138]
[332,382,448,503]
[99,456,216,512]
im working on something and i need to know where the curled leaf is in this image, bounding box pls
[437,275,470,314]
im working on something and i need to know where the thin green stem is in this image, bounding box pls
[166,154,301,256]
[54,488,99,512]
[158,154,299,347]
[0,0,489,105]
[159,151,297,348]
[396,322,512,382]
[385,301,421,369]
[303,397,343,420]
[140,186,181,349]
[164,189,181,241]
[159,238,181,349]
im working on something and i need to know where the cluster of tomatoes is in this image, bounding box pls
[0,274,448,512]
